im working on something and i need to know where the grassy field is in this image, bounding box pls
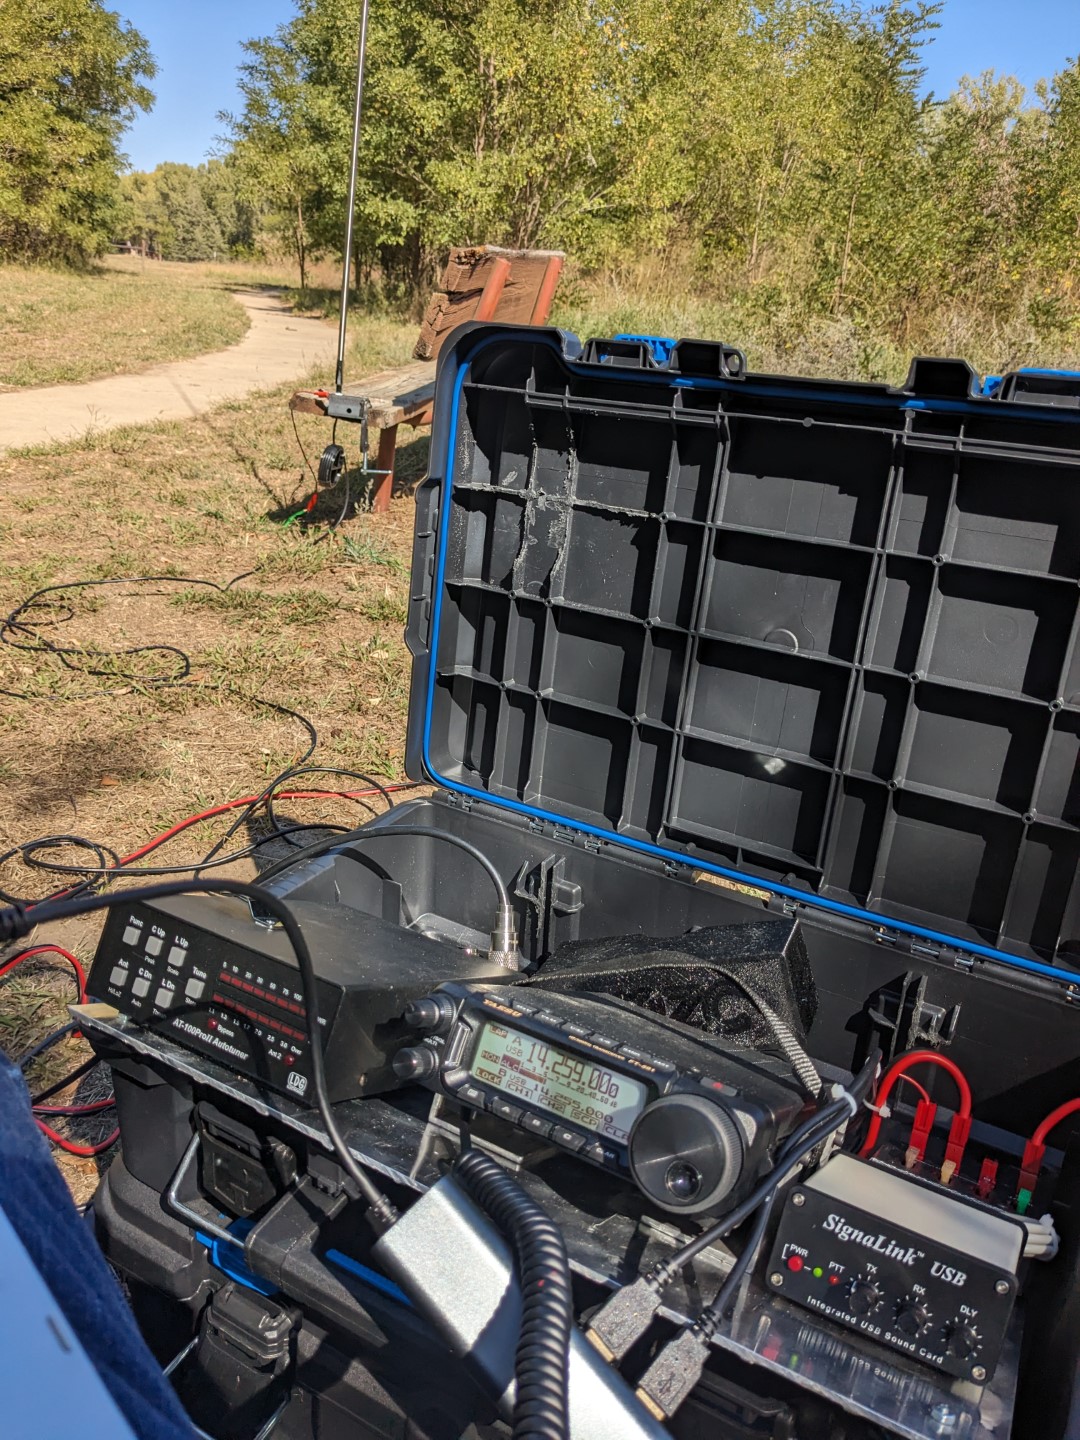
[0,256,263,388]
[0,306,425,1197]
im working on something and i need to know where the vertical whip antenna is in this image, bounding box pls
[334,0,373,396]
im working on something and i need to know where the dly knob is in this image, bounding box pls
[945,1322,981,1361]
[402,993,455,1034]
[893,1296,932,1337]
[847,1275,884,1316]
[392,1045,439,1082]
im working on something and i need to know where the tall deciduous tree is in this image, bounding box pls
[0,0,155,264]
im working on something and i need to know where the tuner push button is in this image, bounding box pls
[846,1276,884,1316]
[893,1297,931,1337]
[185,978,205,1002]
[391,1046,439,1082]
[132,976,150,1000]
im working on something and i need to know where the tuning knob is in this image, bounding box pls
[945,1322,981,1361]
[847,1275,884,1316]
[403,993,455,1034]
[392,1045,439,1081]
[893,1296,932,1337]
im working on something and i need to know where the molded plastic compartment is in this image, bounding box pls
[411,332,1080,968]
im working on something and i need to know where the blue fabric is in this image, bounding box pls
[0,1050,194,1440]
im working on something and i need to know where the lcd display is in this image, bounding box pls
[469,1021,649,1142]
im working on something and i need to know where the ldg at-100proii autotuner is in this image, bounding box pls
[394,981,812,1217]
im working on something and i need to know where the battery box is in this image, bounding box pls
[84,326,1080,1440]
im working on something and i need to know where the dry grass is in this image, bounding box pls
[0,256,261,389]
[0,309,425,1192]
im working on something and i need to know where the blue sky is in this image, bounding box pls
[117,0,1078,172]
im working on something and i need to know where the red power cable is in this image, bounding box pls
[35,1119,119,1157]
[860,1049,973,1158]
[0,944,87,1002]
[1032,1098,1080,1149]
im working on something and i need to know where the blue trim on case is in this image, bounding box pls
[420,334,1080,988]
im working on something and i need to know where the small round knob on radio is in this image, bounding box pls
[392,1045,438,1082]
[847,1276,884,1316]
[945,1322,981,1361]
[403,994,454,1035]
[894,1296,931,1337]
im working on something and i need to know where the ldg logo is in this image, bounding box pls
[286,1071,309,1096]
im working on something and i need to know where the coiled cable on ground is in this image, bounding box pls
[453,1147,572,1440]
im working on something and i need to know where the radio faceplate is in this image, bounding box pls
[397,981,811,1216]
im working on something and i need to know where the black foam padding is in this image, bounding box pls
[526,917,816,1052]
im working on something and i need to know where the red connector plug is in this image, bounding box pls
[941,1113,972,1185]
[976,1157,999,1200]
[905,1098,937,1169]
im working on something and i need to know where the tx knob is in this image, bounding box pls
[847,1275,884,1316]
[893,1296,932,1337]
[945,1322,981,1361]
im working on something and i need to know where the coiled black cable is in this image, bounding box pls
[453,1148,572,1440]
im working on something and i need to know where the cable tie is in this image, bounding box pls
[829,1084,858,1119]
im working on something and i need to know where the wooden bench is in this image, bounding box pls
[290,245,564,511]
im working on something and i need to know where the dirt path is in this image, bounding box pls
[0,289,337,454]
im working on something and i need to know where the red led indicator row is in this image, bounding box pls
[217,970,305,1017]
[211,992,307,1043]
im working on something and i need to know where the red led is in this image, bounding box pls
[786,1254,804,1273]
[828,1274,841,1286]
[208,1018,217,1030]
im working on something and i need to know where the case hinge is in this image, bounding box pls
[527,816,547,835]
[445,791,475,812]
[582,834,602,853]
[552,824,576,844]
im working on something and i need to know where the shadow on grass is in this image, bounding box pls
[261,433,431,529]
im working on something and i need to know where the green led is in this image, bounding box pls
[812,1266,824,1278]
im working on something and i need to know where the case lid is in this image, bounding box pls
[406,327,1080,985]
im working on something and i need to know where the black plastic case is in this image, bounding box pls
[406,327,1080,985]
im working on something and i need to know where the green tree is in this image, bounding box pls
[0,0,155,264]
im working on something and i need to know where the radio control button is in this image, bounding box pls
[533,1011,564,1028]
[522,1113,554,1138]
[109,965,128,988]
[552,1126,586,1152]
[588,1034,619,1050]
[458,1083,487,1108]
[582,1139,617,1165]
[618,1045,655,1064]
[563,1022,593,1039]
[510,999,537,1015]
[132,976,150,999]
[491,1098,523,1124]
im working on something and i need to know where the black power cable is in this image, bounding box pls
[0,879,399,1231]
